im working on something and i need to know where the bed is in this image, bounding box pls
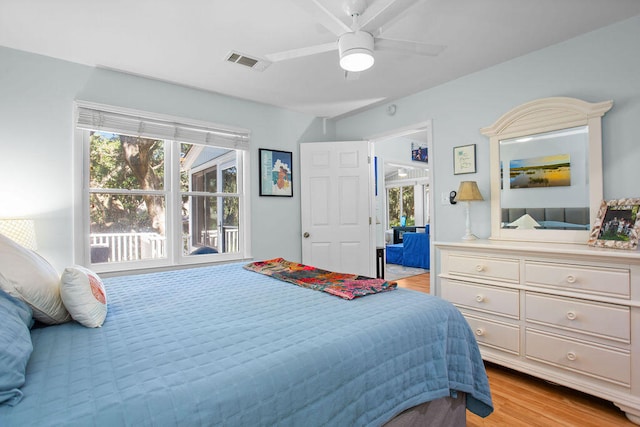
[0,260,492,426]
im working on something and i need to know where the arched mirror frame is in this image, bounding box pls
[481,97,613,244]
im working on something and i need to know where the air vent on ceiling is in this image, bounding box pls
[225,51,271,72]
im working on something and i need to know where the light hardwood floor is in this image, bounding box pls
[394,273,635,426]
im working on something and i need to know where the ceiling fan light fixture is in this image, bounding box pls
[338,31,375,72]
[340,50,374,72]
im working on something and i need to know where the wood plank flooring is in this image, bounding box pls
[394,272,635,426]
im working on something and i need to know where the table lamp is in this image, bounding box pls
[455,181,484,240]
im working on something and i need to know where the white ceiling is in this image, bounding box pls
[1,0,639,119]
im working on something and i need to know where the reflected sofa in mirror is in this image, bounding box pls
[481,97,612,244]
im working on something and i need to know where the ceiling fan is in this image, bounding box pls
[265,0,445,75]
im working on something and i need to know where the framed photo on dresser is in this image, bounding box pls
[588,198,640,249]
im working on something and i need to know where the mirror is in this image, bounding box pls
[500,126,589,229]
[481,97,612,244]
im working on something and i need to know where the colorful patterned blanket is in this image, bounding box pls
[244,258,397,300]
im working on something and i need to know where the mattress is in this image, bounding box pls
[0,262,492,426]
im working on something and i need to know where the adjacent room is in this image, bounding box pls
[1,0,640,425]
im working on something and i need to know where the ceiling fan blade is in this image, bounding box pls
[375,38,445,56]
[359,0,423,34]
[293,0,351,37]
[265,42,337,62]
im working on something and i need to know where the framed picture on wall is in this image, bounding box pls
[588,198,640,249]
[453,144,477,175]
[259,148,293,197]
[411,142,428,163]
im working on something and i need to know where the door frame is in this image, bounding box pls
[367,120,435,289]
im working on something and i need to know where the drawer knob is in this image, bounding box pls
[566,351,577,361]
[475,328,485,337]
[566,311,577,321]
[475,264,485,272]
[566,274,577,284]
[475,294,485,303]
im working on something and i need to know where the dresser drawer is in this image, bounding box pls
[463,314,520,354]
[441,280,519,318]
[526,329,630,386]
[525,293,630,342]
[448,254,519,283]
[525,261,629,297]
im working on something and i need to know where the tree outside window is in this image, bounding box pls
[387,185,415,227]
[88,132,241,265]
[89,133,166,256]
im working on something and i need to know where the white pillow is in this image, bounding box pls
[60,266,107,328]
[508,213,541,230]
[0,234,70,324]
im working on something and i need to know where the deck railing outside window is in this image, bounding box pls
[90,228,239,263]
[90,232,165,262]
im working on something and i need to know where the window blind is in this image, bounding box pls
[76,103,250,150]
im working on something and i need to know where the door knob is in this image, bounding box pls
[303,232,310,238]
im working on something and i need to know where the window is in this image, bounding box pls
[75,103,250,272]
[182,147,240,255]
[387,185,415,227]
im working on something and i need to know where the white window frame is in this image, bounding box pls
[73,101,252,274]
[385,181,431,229]
[183,150,242,257]
[386,184,415,228]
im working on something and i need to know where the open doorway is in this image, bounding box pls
[369,122,434,283]
[385,164,429,230]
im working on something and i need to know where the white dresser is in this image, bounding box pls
[435,240,640,424]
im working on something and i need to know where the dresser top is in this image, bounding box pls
[434,239,640,262]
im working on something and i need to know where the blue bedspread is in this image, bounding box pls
[0,262,492,426]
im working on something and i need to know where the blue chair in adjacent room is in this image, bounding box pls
[386,242,404,265]
[401,231,430,269]
[385,225,430,270]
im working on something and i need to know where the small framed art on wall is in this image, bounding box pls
[259,148,293,197]
[453,144,476,175]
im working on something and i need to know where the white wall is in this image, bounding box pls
[0,46,328,271]
[375,136,424,166]
[334,16,640,247]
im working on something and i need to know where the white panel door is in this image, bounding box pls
[300,141,375,277]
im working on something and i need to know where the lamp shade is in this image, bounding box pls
[338,31,375,72]
[455,181,484,202]
[0,219,37,250]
